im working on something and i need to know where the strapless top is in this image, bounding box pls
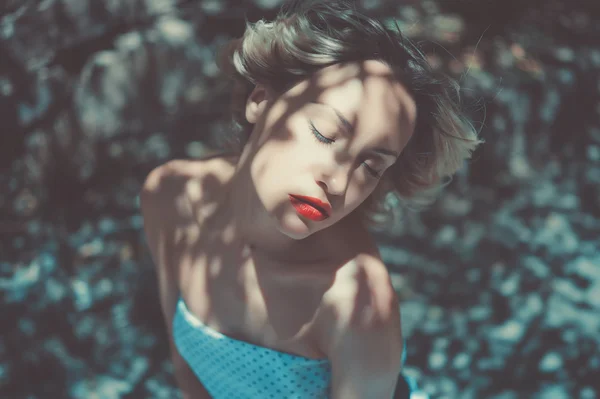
[173,295,424,398]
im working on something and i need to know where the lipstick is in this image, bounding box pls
[289,195,331,222]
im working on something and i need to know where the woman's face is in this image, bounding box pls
[244,60,417,239]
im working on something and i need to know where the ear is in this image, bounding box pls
[245,84,271,124]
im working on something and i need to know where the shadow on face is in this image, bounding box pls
[238,60,417,239]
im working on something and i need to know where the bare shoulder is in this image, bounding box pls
[139,150,240,319]
[324,218,398,317]
[316,252,403,396]
[139,150,240,282]
[139,151,238,399]
[140,151,238,218]
[323,252,400,331]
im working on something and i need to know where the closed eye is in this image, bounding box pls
[309,121,382,178]
[309,121,335,145]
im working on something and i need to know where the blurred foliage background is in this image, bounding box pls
[1,0,599,398]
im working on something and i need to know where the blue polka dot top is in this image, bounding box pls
[173,296,332,399]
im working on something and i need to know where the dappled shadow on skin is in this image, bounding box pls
[157,60,412,391]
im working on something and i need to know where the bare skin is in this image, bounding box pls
[183,154,381,357]
[141,60,417,398]
[142,155,384,398]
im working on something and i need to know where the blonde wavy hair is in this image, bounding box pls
[216,0,483,229]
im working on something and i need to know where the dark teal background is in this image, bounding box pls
[1,0,599,398]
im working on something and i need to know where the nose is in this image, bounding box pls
[316,165,348,196]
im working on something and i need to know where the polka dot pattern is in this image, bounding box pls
[173,296,332,399]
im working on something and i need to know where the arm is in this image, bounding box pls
[140,161,213,399]
[324,256,404,399]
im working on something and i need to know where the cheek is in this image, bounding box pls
[341,183,373,213]
[268,126,318,169]
[260,110,308,150]
[251,138,302,190]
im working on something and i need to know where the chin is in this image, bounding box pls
[278,218,314,240]
[274,211,325,240]
[280,211,342,240]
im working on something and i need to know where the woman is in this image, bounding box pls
[141,1,482,398]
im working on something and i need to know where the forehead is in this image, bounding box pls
[288,60,417,148]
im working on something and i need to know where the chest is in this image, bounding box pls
[176,232,336,360]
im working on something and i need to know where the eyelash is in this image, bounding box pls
[308,121,381,178]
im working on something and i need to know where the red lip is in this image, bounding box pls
[289,194,332,221]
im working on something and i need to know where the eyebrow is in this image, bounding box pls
[311,101,400,159]
[309,101,354,133]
